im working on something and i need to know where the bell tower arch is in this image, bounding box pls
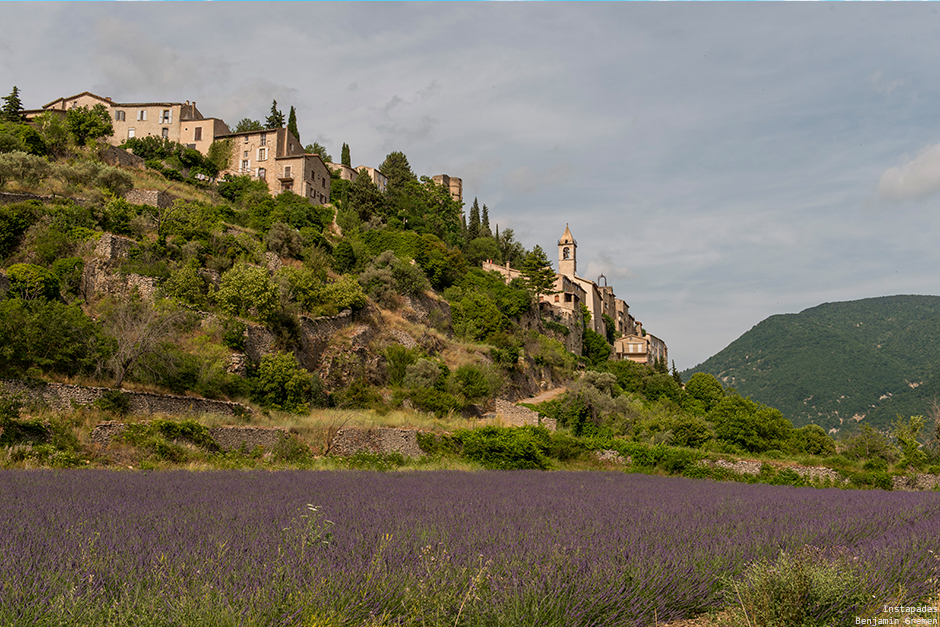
[558,224,577,278]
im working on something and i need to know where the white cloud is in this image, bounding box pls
[502,163,570,196]
[878,142,940,201]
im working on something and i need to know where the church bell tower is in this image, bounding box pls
[558,224,577,278]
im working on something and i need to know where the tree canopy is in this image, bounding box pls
[66,104,113,146]
[265,100,285,129]
[287,106,299,141]
[1,87,26,124]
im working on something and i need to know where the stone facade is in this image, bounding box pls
[357,166,388,193]
[217,128,331,206]
[0,380,252,418]
[328,427,425,458]
[36,92,230,154]
[432,174,462,203]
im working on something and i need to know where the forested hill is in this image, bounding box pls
[684,295,940,432]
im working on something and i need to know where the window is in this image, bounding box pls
[161,128,169,139]
[563,247,570,260]
[282,181,293,192]
[137,110,147,121]
[243,151,248,158]
[194,127,202,141]
[244,136,249,143]
[257,148,266,161]
[242,160,249,171]
[128,128,135,139]
[284,166,292,178]
[260,134,266,146]
[161,109,172,123]
[258,168,266,180]
[115,110,125,121]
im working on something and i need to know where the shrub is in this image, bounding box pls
[251,352,316,413]
[404,388,463,418]
[320,274,367,312]
[217,263,279,323]
[452,363,501,403]
[0,151,51,188]
[265,222,303,259]
[384,344,420,387]
[457,425,551,470]
[95,166,134,196]
[220,317,247,351]
[93,390,131,415]
[163,261,208,307]
[334,379,383,410]
[723,546,871,627]
[403,359,446,391]
[6,263,60,300]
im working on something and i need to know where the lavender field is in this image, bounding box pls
[2,470,939,627]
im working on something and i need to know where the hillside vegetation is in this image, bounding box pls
[685,295,940,432]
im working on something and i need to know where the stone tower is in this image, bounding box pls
[558,224,577,278]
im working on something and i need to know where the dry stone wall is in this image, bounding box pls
[124,189,176,209]
[0,379,251,418]
[493,399,557,431]
[88,421,288,452]
[0,191,91,207]
[329,427,424,458]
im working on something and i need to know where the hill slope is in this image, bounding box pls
[685,295,940,431]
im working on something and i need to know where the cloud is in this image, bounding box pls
[878,142,940,201]
[869,70,908,97]
[502,163,570,195]
[584,252,633,283]
[92,17,205,95]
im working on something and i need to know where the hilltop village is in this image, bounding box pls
[15,90,667,367]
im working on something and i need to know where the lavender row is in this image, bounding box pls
[2,470,938,626]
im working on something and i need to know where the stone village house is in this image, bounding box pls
[28,91,349,206]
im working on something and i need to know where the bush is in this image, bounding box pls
[217,263,279,323]
[93,390,131,415]
[403,388,463,418]
[251,352,316,413]
[320,274,367,312]
[403,359,446,391]
[6,263,60,300]
[452,363,501,403]
[723,546,870,627]
[221,317,247,351]
[334,379,384,410]
[457,425,551,470]
[384,344,420,387]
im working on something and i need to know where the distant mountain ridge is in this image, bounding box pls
[684,295,940,432]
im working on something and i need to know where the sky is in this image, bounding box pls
[3,3,940,370]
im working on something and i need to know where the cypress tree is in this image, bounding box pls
[1,86,26,123]
[468,197,481,240]
[287,106,299,141]
[481,204,491,237]
[342,143,351,167]
[265,100,285,129]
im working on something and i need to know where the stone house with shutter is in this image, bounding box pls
[217,128,331,205]
[34,92,230,154]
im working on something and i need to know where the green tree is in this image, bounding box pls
[32,111,69,156]
[216,263,280,323]
[66,104,113,146]
[379,151,417,192]
[497,227,526,267]
[341,142,351,167]
[347,168,385,221]
[235,118,263,133]
[520,245,557,299]
[0,151,51,189]
[685,372,724,412]
[6,263,59,300]
[99,297,186,388]
[481,203,491,237]
[305,142,332,162]
[467,197,481,241]
[1,87,25,123]
[251,351,315,413]
[287,105,299,142]
[265,100,285,129]
[206,138,234,173]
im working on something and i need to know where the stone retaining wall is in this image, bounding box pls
[88,421,288,452]
[0,191,92,207]
[0,379,252,418]
[494,399,557,431]
[125,189,176,209]
[328,427,424,458]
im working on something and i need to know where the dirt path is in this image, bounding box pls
[517,387,567,405]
